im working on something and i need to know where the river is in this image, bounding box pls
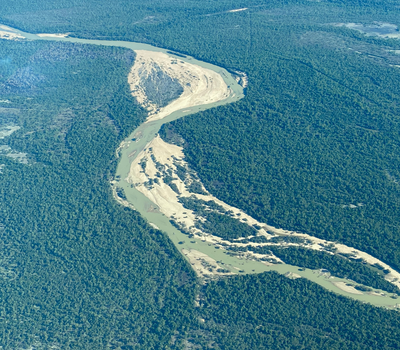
[3,24,400,309]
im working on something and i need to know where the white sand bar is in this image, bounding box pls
[0,31,24,40]
[128,50,230,123]
[228,8,248,13]
[333,282,363,295]
[37,33,69,38]
[182,249,233,278]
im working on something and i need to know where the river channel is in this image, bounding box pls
[4,24,400,309]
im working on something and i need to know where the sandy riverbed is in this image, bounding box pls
[127,134,400,286]
[128,50,231,123]
[124,48,400,288]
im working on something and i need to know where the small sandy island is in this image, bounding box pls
[37,33,69,38]
[182,249,233,278]
[0,25,24,40]
[128,50,231,123]
[332,282,363,295]
[0,30,24,40]
[228,8,248,13]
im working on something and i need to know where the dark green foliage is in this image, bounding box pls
[195,211,257,240]
[115,186,127,200]
[193,272,400,349]
[158,9,400,273]
[265,246,400,294]
[163,175,180,194]
[178,196,227,214]
[141,67,183,108]
[178,196,256,239]
[0,40,196,349]
[174,162,187,181]
[3,0,400,348]
[244,235,269,244]
[178,195,204,212]
[0,0,298,38]
[187,180,208,195]
[355,285,373,292]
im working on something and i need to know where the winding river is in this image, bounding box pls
[3,24,400,309]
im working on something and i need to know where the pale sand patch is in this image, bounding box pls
[228,8,248,12]
[127,135,261,236]
[0,31,24,40]
[127,136,192,221]
[0,126,20,139]
[232,70,248,88]
[381,34,400,39]
[128,50,230,123]
[182,248,233,277]
[333,282,363,295]
[127,135,284,267]
[285,272,302,279]
[369,291,386,297]
[37,33,69,38]
[333,22,400,39]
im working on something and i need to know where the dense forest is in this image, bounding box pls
[0,40,197,348]
[2,0,400,348]
[257,246,400,294]
[158,7,400,274]
[196,272,400,349]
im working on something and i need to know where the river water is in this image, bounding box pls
[4,25,400,309]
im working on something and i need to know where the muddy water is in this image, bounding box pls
[5,25,400,309]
